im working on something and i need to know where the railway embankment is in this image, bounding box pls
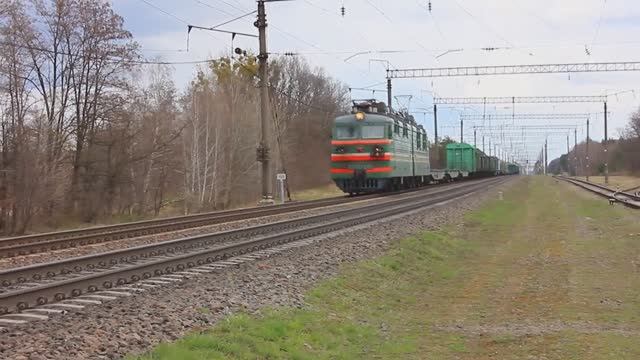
[129,176,640,359]
[0,179,513,359]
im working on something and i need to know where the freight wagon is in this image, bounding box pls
[445,143,500,177]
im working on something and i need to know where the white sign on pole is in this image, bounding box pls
[276,173,287,204]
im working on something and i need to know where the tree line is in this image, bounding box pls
[550,109,640,176]
[0,0,348,234]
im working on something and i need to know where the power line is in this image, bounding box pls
[591,0,607,46]
[210,10,257,29]
[0,39,218,65]
[138,0,190,24]
[137,0,223,43]
[194,0,237,17]
[450,0,515,47]
[362,0,393,23]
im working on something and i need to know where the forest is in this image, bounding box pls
[549,109,640,176]
[0,0,348,234]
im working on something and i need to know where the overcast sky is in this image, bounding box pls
[112,0,640,164]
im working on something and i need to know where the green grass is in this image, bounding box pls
[290,184,344,202]
[129,177,640,359]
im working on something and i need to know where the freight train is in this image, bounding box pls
[330,100,519,194]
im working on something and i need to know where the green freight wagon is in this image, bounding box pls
[489,156,499,175]
[446,143,478,173]
[507,163,520,175]
[446,143,496,177]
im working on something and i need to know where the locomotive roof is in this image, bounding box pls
[335,113,426,132]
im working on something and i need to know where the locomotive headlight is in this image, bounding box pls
[372,145,384,157]
[355,112,365,121]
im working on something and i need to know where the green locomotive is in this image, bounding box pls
[331,101,430,194]
[330,100,519,194]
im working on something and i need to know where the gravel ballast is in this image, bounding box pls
[0,178,518,360]
[0,196,388,270]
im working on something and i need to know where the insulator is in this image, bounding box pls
[428,1,432,12]
[341,6,345,16]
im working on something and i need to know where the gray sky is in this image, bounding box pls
[112,0,640,164]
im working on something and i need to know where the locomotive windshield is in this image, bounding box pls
[335,126,358,139]
[361,126,385,139]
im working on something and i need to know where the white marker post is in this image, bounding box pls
[276,173,287,204]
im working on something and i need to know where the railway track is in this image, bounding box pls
[555,176,640,209]
[0,177,505,315]
[0,190,409,259]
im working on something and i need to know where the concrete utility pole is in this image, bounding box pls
[460,118,464,143]
[474,128,477,149]
[433,104,439,166]
[586,118,590,181]
[433,104,439,144]
[544,139,548,175]
[387,78,392,112]
[566,134,570,173]
[482,136,485,153]
[256,1,273,205]
[574,128,578,176]
[604,101,609,184]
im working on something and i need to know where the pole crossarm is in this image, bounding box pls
[460,113,590,121]
[388,61,640,78]
[435,96,606,104]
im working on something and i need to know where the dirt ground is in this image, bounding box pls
[418,176,640,359]
[580,175,640,191]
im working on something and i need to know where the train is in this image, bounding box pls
[330,100,520,194]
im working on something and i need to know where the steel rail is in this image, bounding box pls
[0,179,488,287]
[0,177,506,314]
[555,176,640,209]
[0,191,404,258]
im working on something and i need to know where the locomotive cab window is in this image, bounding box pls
[416,133,422,148]
[362,125,386,139]
[403,125,408,137]
[394,121,400,134]
[335,126,358,139]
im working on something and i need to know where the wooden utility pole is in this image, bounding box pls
[256,1,273,205]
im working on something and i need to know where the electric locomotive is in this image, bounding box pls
[330,100,430,194]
